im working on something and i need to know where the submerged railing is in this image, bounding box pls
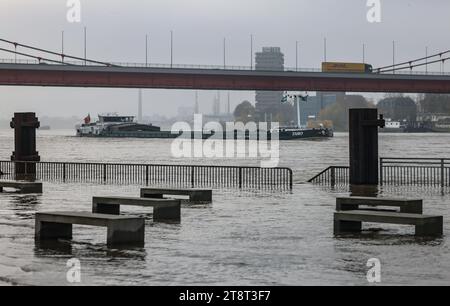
[0,161,293,190]
[380,158,450,187]
[308,158,450,188]
[307,166,349,186]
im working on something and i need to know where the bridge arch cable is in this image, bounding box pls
[0,47,75,65]
[378,56,450,74]
[375,49,450,73]
[0,38,119,67]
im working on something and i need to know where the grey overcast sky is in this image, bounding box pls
[1,0,450,119]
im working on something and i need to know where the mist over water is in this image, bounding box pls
[0,130,450,285]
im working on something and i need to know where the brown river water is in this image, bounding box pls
[0,130,449,285]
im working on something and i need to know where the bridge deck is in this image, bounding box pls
[2,63,450,93]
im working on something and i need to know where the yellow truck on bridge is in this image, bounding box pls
[322,62,373,73]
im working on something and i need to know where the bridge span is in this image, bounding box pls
[1,63,450,93]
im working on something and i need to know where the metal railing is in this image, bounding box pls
[0,161,293,190]
[0,58,320,72]
[307,166,349,186]
[380,158,450,187]
[308,158,450,188]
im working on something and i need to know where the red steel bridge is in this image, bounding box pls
[2,38,450,93]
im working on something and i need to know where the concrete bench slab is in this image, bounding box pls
[141,187,212,203]
[336,197,423,214]
[35,211,145,247]
[334,210,443,237]
[0,180,42,194]
[92,196,181,222]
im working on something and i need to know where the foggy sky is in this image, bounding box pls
[1,0,450,119]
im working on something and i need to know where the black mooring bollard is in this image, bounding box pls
[349,108,385,185]
[10,113,41,180]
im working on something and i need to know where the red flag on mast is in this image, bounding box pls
[84,114,91,124]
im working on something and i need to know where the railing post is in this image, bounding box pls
[330,167,336,187]
[145,165,149,186]
[380,158,384,186]
[441,159,445,188]
[191,166,195,188]
[289,169,293,190]
[239,167,243,189]
[103,164,107,182]
[63,163,66,182]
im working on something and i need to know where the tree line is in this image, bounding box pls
[233,94,450,132]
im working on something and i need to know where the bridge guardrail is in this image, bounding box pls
[2,58,450,76]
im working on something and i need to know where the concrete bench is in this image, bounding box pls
[0,180,42,194]
[334,210,443,237]
[336,197,423,214]
[140,187,212,203]
[93,196,181,222]
[35,212,145,247]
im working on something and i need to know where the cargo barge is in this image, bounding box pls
[76,114,333,140]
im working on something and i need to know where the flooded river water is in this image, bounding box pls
[0,130,449,285]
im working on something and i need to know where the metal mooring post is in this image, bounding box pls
[10,113,41,180]
[349,109,385,185]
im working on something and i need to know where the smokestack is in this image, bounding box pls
[195,91,199,114]
[213,91,221,115]
[138,89,143,123]
[227,92,231,114]
[218,91,221,114]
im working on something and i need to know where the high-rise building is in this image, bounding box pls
[255,47,284,121]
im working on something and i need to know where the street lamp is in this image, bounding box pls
[170,30,173,68]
